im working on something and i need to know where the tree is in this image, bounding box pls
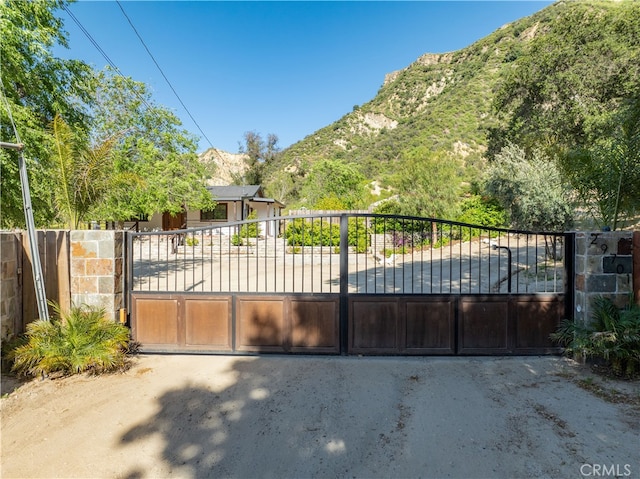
[87,70,215,222]
[236,131,279,185]
[394,147,461,219]
[485,143,573,232]
[559,99,640,230]
[299,159,365,209]
[49,114,119,228]
[0,0,95,227]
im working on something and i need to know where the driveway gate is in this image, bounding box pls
[126,214,574,355]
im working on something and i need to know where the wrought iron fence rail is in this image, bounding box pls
[128,214,569,295]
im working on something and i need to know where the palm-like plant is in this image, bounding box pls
[551,296,640,378]
[50,114,117,228]
[10,303,132,377]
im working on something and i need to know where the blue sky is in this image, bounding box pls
[55,1,553,153]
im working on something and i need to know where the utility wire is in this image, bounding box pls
[115,0,216,150]
[62,4,155,115]
[63,3,223,161]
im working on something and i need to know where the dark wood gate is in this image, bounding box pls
[127,214,573,355]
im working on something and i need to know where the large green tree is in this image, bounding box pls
[559,99,640,230]
[485,143,573,232]
[235,131,279,186]
[394,147,461,219]
[74,69,215,223]
[1,0,94,227]
[299,159,365,209]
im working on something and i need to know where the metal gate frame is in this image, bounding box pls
[127,214,574,355]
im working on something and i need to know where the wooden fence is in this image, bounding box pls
[9,231,70,334]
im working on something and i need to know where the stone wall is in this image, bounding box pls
[574,231,634,323]
[70,230,124,321]
[0,233,21,338]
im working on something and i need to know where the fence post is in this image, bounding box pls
[339,214,349,355]
[634,231,640,305]
[564,232,576,321]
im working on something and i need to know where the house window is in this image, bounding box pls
[201,203,228,221]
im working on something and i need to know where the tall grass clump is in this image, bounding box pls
[10,303,132,378]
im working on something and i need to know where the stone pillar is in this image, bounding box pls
[0,232,22,339]
[70,230,124,321]
[574,231,634,324]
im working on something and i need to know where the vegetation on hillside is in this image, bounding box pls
[264,1,640,231]
[2,0,638,231]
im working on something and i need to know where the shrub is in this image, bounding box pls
[455,195,507,240]
[185,236,199,247]
[10,304,132,378]
[239,211,260,239]
[231,234,243,246]
[285,218,340,247]
[347,217,369,253]
[231,212,261,246]
[551,296,640,379]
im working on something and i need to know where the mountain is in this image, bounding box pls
[202,0,640,212]
[262,6,544,205]
[200,148,248,186]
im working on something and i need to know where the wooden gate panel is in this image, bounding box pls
[236,297,286,352]
[133,296,179,345]
[290,298,339,353]
[459,296,510,354]
[350,299,399,353]
[513,295,564,353]
[404,298,455,354]
[349,296,457,355]
[184,297,232,350]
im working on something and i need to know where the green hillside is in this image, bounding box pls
[263,0,640,220]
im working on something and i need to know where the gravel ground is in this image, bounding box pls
[1,354,638,479]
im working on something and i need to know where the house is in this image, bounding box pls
[128,185,285,234]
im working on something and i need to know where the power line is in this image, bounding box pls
[115,0,216,150]
[62,4,155,115]
[63,3,223,161]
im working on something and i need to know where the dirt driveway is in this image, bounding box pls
[1,355,638,479]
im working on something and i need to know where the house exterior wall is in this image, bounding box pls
[186,201,242,228]
[186,201,282,235]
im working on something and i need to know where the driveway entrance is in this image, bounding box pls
[127,214,573,355]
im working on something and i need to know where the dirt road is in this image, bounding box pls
[1,355,638,479]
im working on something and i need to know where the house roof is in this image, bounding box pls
[206,185,284,207]
[206,185,263,200]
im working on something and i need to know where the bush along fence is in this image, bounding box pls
[0,228,638,341]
